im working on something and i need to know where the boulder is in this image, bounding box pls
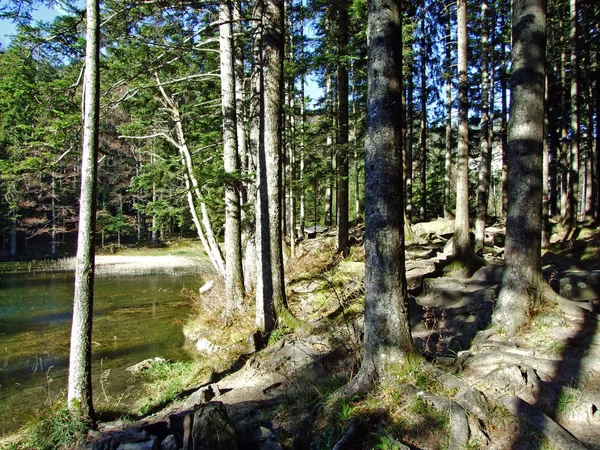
[126,357,166,374]
[191,402,238,450]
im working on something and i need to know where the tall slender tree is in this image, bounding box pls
[220,0,245,310]
[475,0,491,253]
[255,0,287,333]
[493,0,550,336]
[346,0,414,394]
[336,0,350,255]
[452,0,480,271]
[68,0,99,420]
[563,0,579,237]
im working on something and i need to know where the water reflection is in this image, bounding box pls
[0,272,201,435]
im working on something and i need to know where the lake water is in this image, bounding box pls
[0,272,204,435]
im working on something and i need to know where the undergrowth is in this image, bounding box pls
[0,399,88,450]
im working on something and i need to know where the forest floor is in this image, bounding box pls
[4,219,600,450]
[81,218,600,450]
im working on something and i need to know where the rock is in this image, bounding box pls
[126,357,166,374]
[191,402,238,450]
[196,338,220,354]
[182,384,219,409]
[250,426,283,450]
[116,436,159,450]
[160,435,178,450]
[93,429,152,450]
[454,387,491,421]
[501,396,589,450]
[411,217,455,237]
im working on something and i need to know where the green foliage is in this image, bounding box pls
[1,401,88,450]
[556,387,581,415]
[134,359,205,415]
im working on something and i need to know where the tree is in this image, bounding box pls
[220,0,245,310]
[68,0,99,420]
[452,0,479,270]
[563,0,579,237]
[475,0,491,253]
[493,0,548,336]
[255,0,287,333]
[443,5,454,220]
[336,0,349,255]
[346,0,414,394]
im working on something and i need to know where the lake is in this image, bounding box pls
[0,271,204,435]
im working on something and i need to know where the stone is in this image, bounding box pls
[196,338,220,354]
[250,426,283,450]
[191,402,238,450]
[160,435,178,450]
[182,384,218,409]
[115,435,159,450]
[126,357,166,374]
[454,387,491,421]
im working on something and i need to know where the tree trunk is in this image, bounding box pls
[324,73,334,227]
[255,0,287,333]
[501,12,509,220]
[337,0,349,255]
[560,20,569,217]
[453,0,473,264]
[68,0,99,420]
[406,72,414,221]
[419,15,427,222]
[494,0,548,337]
[346,0,414,395]
[444,7,453,220]
[10,210,16,258]
[563,0,579,236]
[475,1,491,253]
[542,73,551,248]
[155,74,226,276]
[220,0,245,309]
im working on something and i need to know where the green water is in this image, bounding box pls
[0,272,203,435]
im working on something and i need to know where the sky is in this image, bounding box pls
[0,2,324,102]
[0,3,65,48]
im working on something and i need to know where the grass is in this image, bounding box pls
[556,387,582,415]
[132,359,209,415]
[0,399,88,450]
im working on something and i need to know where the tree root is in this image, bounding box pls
[501,395,589,450]
[401,384,470,450]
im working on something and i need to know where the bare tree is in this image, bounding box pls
[68,0,99,420]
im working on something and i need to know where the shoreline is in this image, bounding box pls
[0,254,214,276]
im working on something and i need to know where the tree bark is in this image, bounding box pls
[220,0,245,309]
[563,0,579,236]
[336,0,349,255]
[453,0,474,266]
[68,0,99,420]
[255,0,287,333]
[475,0,491,254]
[346,0,415,395]
[444,7,453,220]
[501,12,509,220]
[419,14,427,222]
[494,0,548,337]
[406,71,414,221]
[325,72,334,227]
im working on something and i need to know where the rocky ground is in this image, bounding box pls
[81,219,600,450]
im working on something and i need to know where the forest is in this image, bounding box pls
[1,0,600,448]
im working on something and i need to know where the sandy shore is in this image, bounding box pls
[60,254,213,276]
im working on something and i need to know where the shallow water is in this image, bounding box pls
[0,272,203,435]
